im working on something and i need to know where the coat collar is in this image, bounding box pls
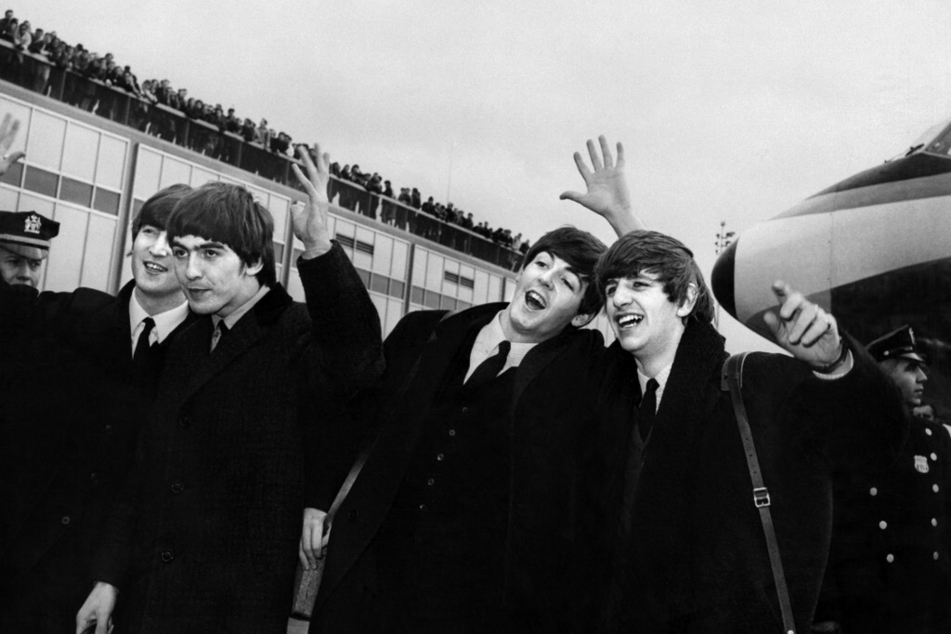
[165,283,293,406]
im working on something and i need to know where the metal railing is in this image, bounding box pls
[0,40,524,270]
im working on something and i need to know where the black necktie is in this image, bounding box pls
[210,321,228,353]
[466,340,511,388]
[638,378,659,442]
[133,317,156,369]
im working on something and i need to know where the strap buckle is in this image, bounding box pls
[753,487,771,508]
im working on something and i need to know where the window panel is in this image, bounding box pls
[411,248,427,286]
[372,234,393,276]
[26,111,65,171]
[0,160,23,187]
[385,298,404,337]
[370,293,387,328]
[96,135,127,190]
[488,275,502,303]
[17,193,55,218]
[190,166,218,188]
[93,188,121,216]
[62,124,99,182]
[0,185,18,210]
[425,253,443,291]
[45,204,88,291]
[60,177,93,208]
[473,270,489,305]
[391,239,408,280]
[133,147,163,199]
[23,166,59,198]
[269,197,289,244]
[80,214,116,291]
[159,157,191,189]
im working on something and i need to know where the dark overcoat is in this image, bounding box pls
[309,303,610,634]
[0,281,195,633]
[590,320,908,634]
[91,245,383,634]
[821,414,951,633]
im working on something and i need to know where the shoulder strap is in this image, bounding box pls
[722,352,797,634]
[327,309,456,522]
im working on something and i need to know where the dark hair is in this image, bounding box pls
[131,183,192,240]
[166,182,276,286]
[596,230,714,324]
[521,226,607,318]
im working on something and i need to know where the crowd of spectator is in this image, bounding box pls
[0,8,531,261]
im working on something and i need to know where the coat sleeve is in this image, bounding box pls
[296,241,384,396]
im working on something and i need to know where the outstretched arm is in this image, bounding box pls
[560,135,645,236]
[763,281,851,375]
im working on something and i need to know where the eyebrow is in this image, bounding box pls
[173,240,227,250]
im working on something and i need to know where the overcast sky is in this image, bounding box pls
[18,0,951,351]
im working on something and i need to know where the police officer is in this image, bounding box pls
[820,325,951,634]
[0,210,59,288]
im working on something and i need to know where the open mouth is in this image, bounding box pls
[616,314,644,328]
[144,262,168,273]
[525,290,547,310]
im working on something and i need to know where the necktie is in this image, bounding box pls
[133,317,156,363]
[617,378,660,539]
[466,340,511,388]
[638,378,659,442]
[210,321,228,352]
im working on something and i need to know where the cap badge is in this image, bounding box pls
[915,455,930,474]
[24,213,42,234]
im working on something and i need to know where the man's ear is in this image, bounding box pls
[244,258,264,278]
[676,284,699,318]
[571,312,596,328]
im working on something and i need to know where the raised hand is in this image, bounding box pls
[0,113,25,176]
[291,143,333,258]
[763,281,845,369]
[560,135,644,235]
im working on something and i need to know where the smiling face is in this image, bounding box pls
[172,235,262,317]
[131,225,182,304]
[605,271,697,372]
[501,251,590,344]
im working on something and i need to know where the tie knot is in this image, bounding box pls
[645,378,658,395]
[141,316,155,337]
[496,340,511,358]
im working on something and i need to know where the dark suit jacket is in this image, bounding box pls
[91,244,383,634]
[310,303,610,634]
[0,281,195,632]
[589,320,908,634]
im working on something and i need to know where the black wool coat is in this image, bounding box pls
[309,303,611,634]
[0,281,196,633]
[91,244,383,634]
[589,320,908,634]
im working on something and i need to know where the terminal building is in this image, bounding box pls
[0,52,612,339]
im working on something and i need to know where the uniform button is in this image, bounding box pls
[61,516,71,526]
[171,481,184,494]
[935,552,941,561]
[419,503,427,511]
[179,415,191,429]
[886,554,895,563]
[869,487,878,496]
[931,453,938,461]
[427,478,435,486]
[90,472,100,485]
[347,509,359,522]
[933,518,938,527]
[926,428,934,436]
[448,429,456,437]
[161,550,174,563]
[436,453,445,461]
[461,406,469,414]
[934,484,941,493]
[879,521,888,530]
[104,424,114,435]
